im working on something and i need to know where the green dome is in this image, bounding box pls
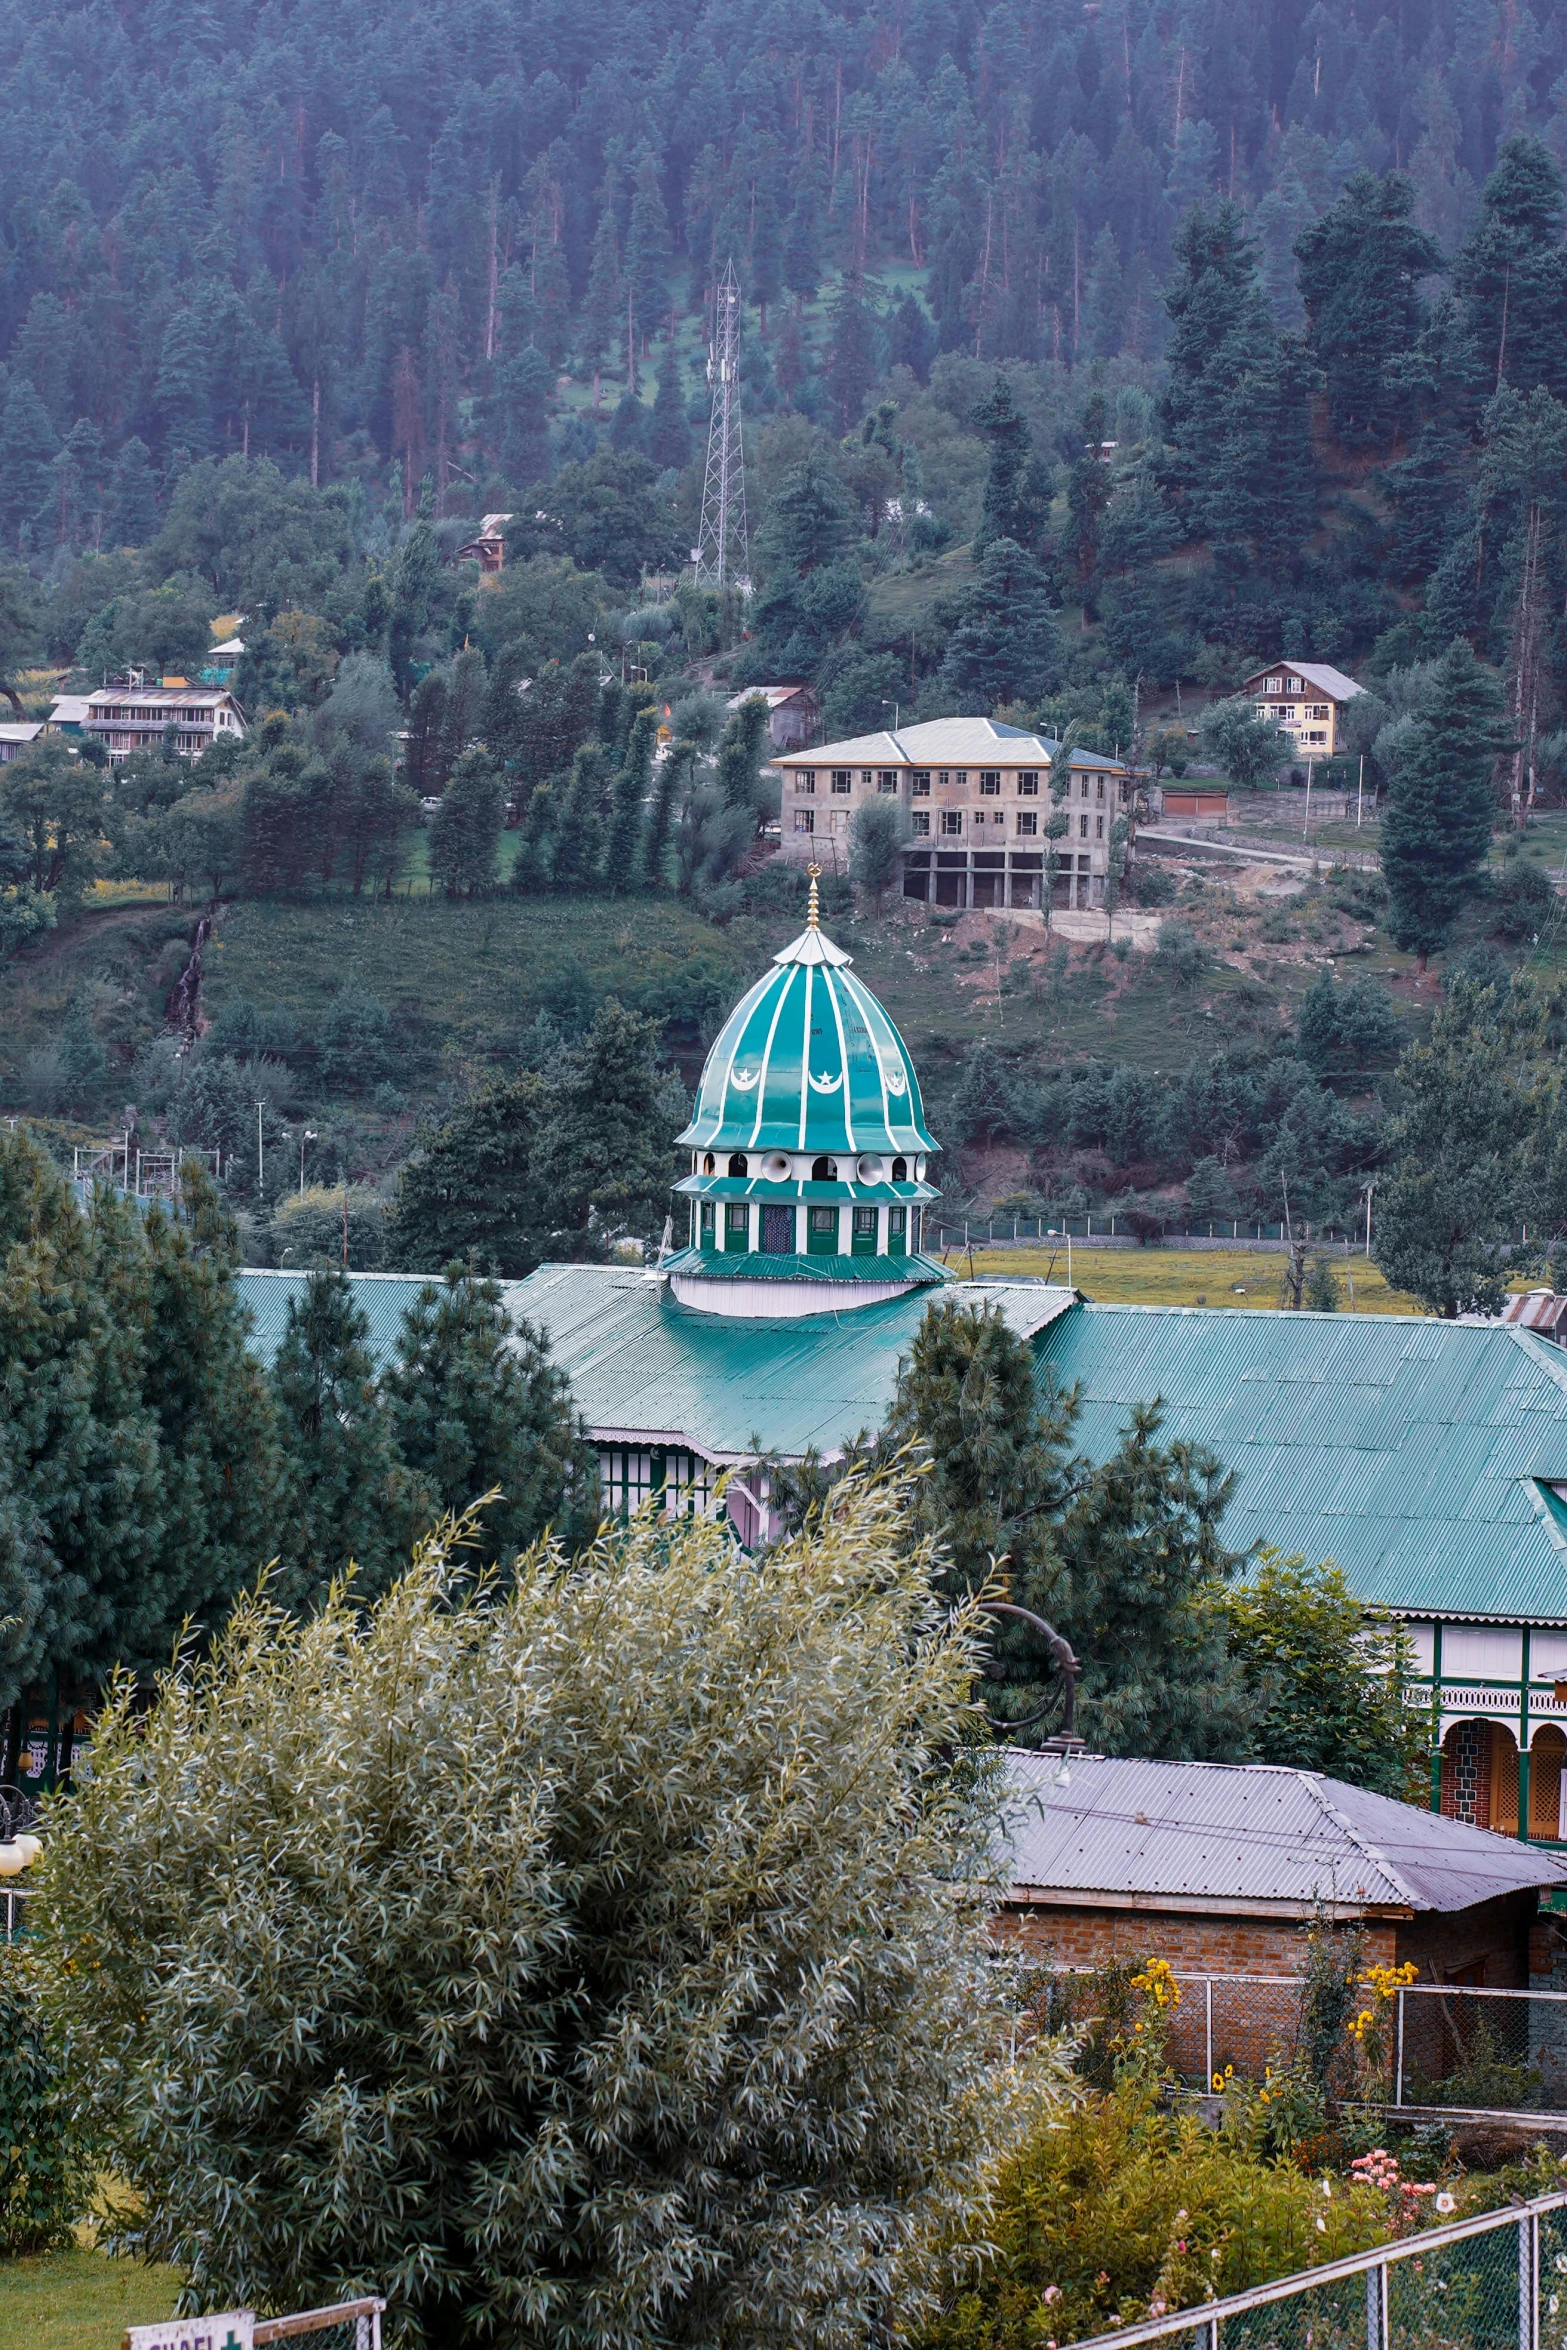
[678,916,937,1165]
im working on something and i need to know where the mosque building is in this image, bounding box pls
[224,887,1567,1846]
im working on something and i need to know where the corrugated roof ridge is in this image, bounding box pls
[1303,1773,1418,1907]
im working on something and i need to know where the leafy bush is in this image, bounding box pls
[1489,856,1555,943]
[41,1476,1047,2344]
[317,987,392,1089]
[1126,861,1178,907]
[0,1943,93,2255]
[919,2072,1391,2348]
[269,1184,385,1270]
[1152,918,1205,985]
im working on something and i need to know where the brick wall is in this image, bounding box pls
[998,1894,1541,2088]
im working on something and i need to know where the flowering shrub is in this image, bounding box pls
[918,2075,1393,2349]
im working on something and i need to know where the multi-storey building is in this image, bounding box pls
[1240,659,1363,758]
[60,681,247,764]
[770,715,1131,910]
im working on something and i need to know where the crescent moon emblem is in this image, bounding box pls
[808,1069,843,1093]
[883,1061,907,1096]
[729,1065,760,1090]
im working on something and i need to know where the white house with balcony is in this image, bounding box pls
[57,680,248,764]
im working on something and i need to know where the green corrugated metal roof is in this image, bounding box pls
[237,1266,1567,1627]
[509,1265,1077,1462]
[1033,1304,1567,1625]
[237,1270,436,1369]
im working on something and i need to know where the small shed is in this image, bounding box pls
[728,682,819,752]
[998,1751,1567,1986]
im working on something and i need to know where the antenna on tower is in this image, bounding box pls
[693,259,750,595]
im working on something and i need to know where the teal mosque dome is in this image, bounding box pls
[666,873,948,1318]
[680,910,937,1164]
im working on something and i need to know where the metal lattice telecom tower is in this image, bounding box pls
[693,260,750,594]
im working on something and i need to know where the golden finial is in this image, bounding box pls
[806,863,821,928]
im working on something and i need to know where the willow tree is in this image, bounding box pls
[41,1477,1049,2348]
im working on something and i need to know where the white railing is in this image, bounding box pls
[1067,2187,1567,2350]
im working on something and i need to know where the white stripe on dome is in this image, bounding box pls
[797,964,813,1151]
[843,971,895,1143]
[708,973,772,1132]
[850,972,925,1146]
[825,970,857,1155]
[748,964,796,1151]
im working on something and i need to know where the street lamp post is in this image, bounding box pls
[299,1128,317,1195]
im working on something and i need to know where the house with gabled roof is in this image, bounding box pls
[1241,660,1364,760]
[769,715,1131,911]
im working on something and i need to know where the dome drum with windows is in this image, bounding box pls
[666,871,949,1317]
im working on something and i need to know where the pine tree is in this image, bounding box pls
[0,380,58,539]
[936,539,1063,712]
[151,307,213,457]
[1294,171,1443,450]
[384,1267,598,1563]
[639,736,688,885]
[1374,974,1530,1315]
[878,1299,1257,1757]
[428,745,503,896]
[601,705,657,890]
[547,742,610,890]
[403,671,451,797]
[825,272,876,433]
[1160,202,1274,502]
[103,437,158,549]
[269,1268,413,1608]
[1381,637,1509,965]
[1450,136,1567,409]
[383,1075,556,1277]
[646,345,692,469]
[782,168,825,307]
[715,693,769,811]
[580,187,625,406]
[625,149,673,350]
[888,292,936,382]
[971,374,1034,559]
[535,996,682,1246]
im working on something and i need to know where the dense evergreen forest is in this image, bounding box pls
[2,0,1567,718]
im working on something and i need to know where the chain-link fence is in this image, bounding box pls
[1041,1971,1567,2117]
[1063,2186,1567,2350]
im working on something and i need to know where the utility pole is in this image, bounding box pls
[693,259,750,595]
[255,1101,264,1199]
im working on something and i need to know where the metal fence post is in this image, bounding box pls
[1522,2212,1538,2350]
[1395,1988,1405,2107]
[1366,2259,1383,2350]
[1205,1979,1214,2089]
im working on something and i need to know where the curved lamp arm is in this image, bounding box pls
[975,1599,1081,1737]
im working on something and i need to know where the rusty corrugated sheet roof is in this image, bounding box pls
[1002,1750,1567,1914]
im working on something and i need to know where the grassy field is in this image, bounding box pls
[953,1243,1422,1312]
[0,2247,184,2350]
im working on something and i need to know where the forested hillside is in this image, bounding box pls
[0,0,1565,722]
[3,0,1567,1296]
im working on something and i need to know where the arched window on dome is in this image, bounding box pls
[703,1152,715,1174]
[812,1155,833,1181]
[891,1156,907,1182]
[729,1153,749,1176]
